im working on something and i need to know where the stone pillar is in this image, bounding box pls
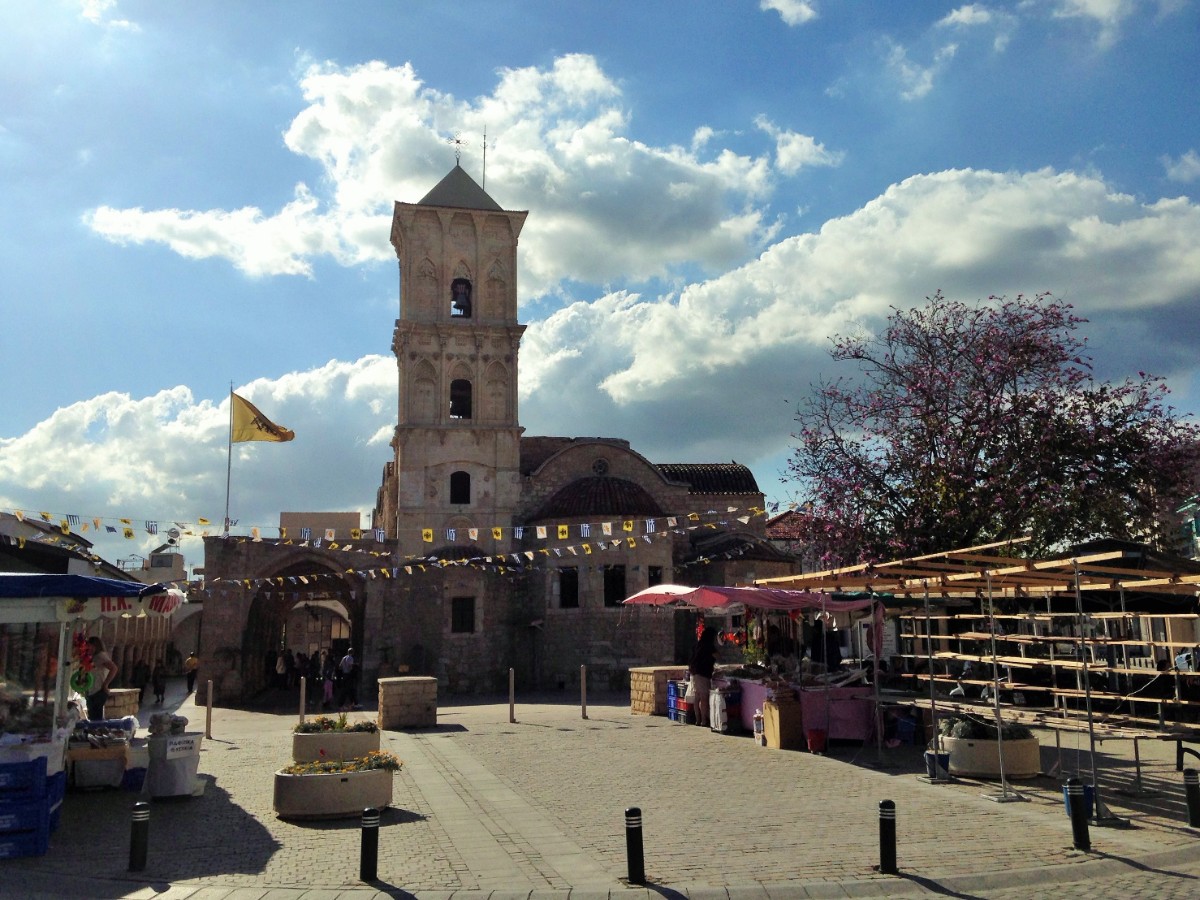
[378,676,437,729]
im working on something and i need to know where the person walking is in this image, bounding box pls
[337,648,356,709]
[184,651,199,694]
[132,657,151,705]
[151,660,167,705]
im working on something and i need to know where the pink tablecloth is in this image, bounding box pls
[799,687,873,741]
[735,680,800,732]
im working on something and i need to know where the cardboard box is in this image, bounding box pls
[67,745,128,789]
[763,699,805,750]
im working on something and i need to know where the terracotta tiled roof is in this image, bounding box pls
[418,165,503,211]
[655,463,760,494]
[529,476,666,521]
[765,510,806,540]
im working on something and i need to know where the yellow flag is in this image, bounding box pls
[557,525,569,539]
[422,528,434,543]
[231,393,294,443]
[491,526,503,540]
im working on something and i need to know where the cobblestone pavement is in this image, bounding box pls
[3,680,1200,898]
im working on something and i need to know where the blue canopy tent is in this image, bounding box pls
[0,574,172,724]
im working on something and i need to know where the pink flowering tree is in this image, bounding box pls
[788,292,1200,564]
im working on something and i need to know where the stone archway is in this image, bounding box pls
[240,562,364,703]
[199,536,371,707]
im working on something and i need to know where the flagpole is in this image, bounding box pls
[224,383,233,536]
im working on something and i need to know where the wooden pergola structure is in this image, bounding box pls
[755,539,1200,808]
[755,537,1200,603]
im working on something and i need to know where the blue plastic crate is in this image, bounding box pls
[0,757,48,801]
[0,827,50,859]
[0,799,50,833]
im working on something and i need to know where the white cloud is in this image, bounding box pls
[883,39,960,100]
[1164,149,1200,183]
[754,116,844,175]
[79,0,138,31]
[1047,0,1170,48]
[13,166,1200,562]
[84,55,791,296]
[0,358,396,563]
[760,0,819,26]
[937,4,1019,51]
[519,166,1200,469]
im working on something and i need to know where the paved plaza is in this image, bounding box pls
[4,679,1200,899]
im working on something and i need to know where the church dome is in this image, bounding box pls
[531,476,666,521]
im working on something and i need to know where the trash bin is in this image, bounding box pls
[806,729,827,753]
[924,750,950,779]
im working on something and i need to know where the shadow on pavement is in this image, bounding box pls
[31,773,281,883]
[285,807,429,830]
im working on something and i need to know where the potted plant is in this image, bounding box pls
[938,714,1040,778]
[273,750,401,820]
[292,712,380,762]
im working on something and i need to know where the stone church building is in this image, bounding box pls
[199,165,796,701]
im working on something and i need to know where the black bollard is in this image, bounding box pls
[128,801,150,872]
[878,800,897,874]
[360,807,380,881]
[1185,769,1200,828]
[1065,777,1091,851]
[625,806,645,885]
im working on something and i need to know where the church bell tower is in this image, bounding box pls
[378,165,528,554]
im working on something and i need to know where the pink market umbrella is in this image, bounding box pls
[622,584,699,606]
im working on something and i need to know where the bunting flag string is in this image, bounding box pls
[3,504,766,549]
[2,501,771,586]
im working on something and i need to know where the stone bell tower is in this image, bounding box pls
[377,165,528,555]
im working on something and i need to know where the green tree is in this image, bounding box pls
[788,292,1200,563]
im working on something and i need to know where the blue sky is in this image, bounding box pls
[2,0,1199,571]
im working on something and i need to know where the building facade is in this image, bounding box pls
[198,165,796,701]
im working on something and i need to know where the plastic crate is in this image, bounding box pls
[0,827,49,859]
[0,757,48,801]
[0,798,50,833]
[46,771,65,832]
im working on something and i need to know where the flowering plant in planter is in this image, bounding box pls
[280,750,401,776]
[937,714,1033,742]
[293,712,378,734]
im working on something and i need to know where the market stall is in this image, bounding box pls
[0,574,180,856]
[624,584,884,751]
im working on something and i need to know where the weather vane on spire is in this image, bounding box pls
[448,132,464,164]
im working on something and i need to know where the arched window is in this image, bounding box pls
[450,471,471,505]
[450,278,472,318]
[449,379,472,419]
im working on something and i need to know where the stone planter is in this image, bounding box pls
[944,736,1040,779]
[273,767,393,819]
[292,730,380,763]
